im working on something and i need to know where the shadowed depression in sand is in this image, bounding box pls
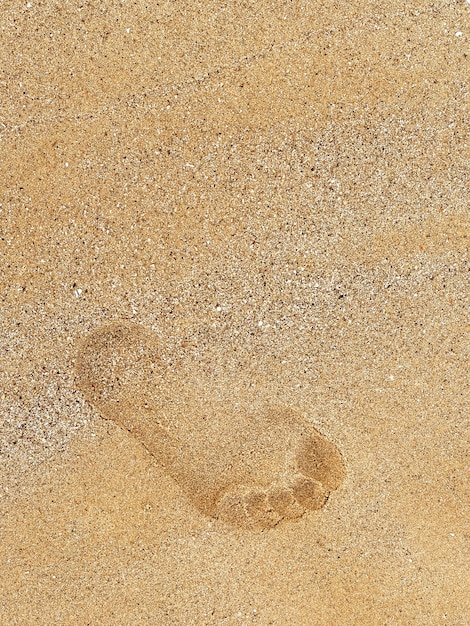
[75,322,345,529]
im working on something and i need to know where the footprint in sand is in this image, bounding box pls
[75,322,345,529]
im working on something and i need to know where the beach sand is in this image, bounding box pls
[1,1,469,623]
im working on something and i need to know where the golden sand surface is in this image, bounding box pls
[1,0,469,623]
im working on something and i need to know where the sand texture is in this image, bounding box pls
[1,0,469,624]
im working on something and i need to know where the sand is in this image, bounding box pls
[1,0,469,624]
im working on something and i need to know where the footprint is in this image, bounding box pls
[75,322,346,529]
